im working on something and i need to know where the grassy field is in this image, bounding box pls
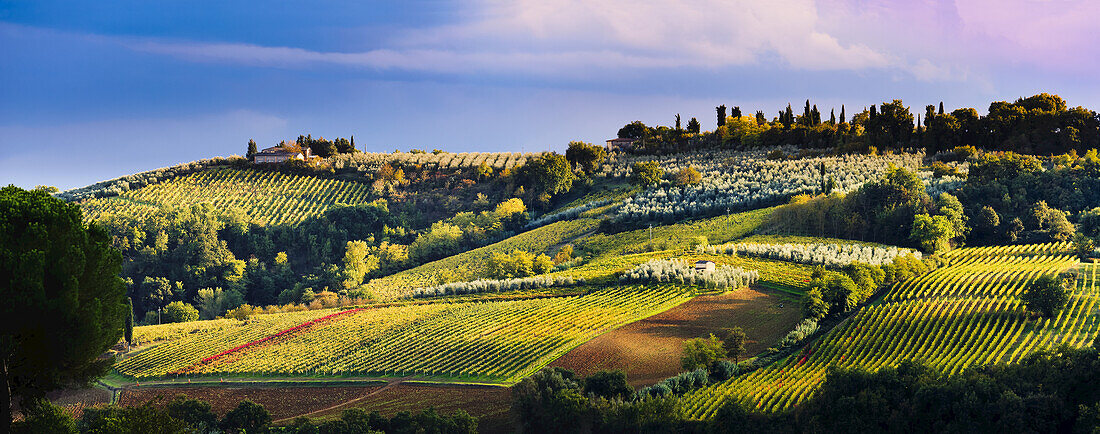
[680,244,1092,416]
[78,167,376,225]
[115,284,695,384]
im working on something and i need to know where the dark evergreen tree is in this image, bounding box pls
[246,139,257,161]
[938,101,945,115]
[840,105,846,124]
[0,187,128,431]
[687,117,701,134]
[811,104,821,126]
[731,106,742,119]
[675,114,681,130]
[804,100,812,126]
[756,111,766,126]
[830,108,836,124]
[125,297,134,347]
[716,105,727,128]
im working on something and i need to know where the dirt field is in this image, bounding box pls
[550,287,801,387]
[120,384,383,420]
[303,383,514,433]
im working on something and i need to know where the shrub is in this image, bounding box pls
[163,301,199,323]
[1022,274,1071,318]
[220,400,271,433]
[584,370,634,401]
[681,334,727,371]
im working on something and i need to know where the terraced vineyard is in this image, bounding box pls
[680,243,1096,417]
[115,285,694,384]
[78,168,375,225]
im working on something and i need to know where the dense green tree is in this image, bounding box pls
[246,139,257,161]
[0,186,128,432]
[584,370,633,401]
[221,400,271,433]
[681,334,727,371]
[687,117,701,135]
[79,401,191,434]
[802,287,830,320]
[564,141,607,174]
[511,367,591,433]
[1022,275,1070,318]
[717,327,747,363]
[910,213,955,254]
[163,301,199,323]
[517,153,576,198]
[167,395,218,433]
[631,161,663,186]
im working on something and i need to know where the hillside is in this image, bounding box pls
[681,242,1091,416]
[49,141,1100,432]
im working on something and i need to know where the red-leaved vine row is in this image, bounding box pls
[199,308,364,364]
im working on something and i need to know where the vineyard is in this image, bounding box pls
[679,243,1096,417]
[115,285,696,384]
[77,167,376,225]
[366,218,601,299]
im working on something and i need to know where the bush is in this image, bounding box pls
[631,161,663,186]
[673,167,702,186]
[681,334,727,371]
[1022,274,1071,318]
[584,370,634,401]
[13,400,76,434]
[220,400,270,433]
[163,301,199,323]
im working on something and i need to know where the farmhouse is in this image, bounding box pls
[694,260,716,272]
[605,137,636,151]
[254,146,311,164]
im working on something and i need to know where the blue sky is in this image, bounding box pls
[3,0,1100,190]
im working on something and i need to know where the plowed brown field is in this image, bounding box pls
[550,287,801,387]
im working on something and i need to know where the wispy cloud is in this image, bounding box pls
[123,0,897,77]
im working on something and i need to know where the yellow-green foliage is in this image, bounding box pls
[116,285,693,383]
[79,168,376,225]
[680,246,1088,416]
[367,218,600,299]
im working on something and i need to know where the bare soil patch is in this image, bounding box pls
[119,384,383,421]
[550,286,801,387]
[304,383,514,433]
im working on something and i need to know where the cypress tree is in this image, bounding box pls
[938,101,945,115]
[756,111,766,126]
[717,105,727,127]
[840,105,846,124]
[870,105,877,120]
[732,106,742,119]
[125,297,134,348]
[812,105,821,126]
[830,109,836,124]
[785,104,794,127]
[247,139,257,161]
[675,114,682,130]
[350,136,356,152]
[804,100,812,126]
